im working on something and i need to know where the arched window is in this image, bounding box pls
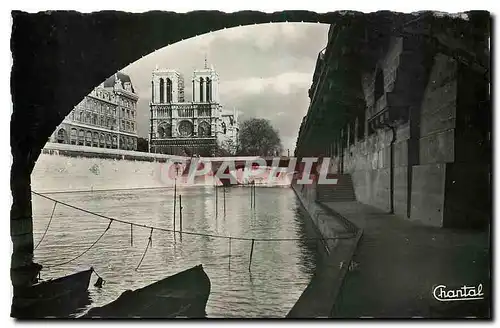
[85,131,92,146]
[166,78,173,103]
[56,128,66,143]
[198,121,211,137]
[100,133,105,147]
[199,77,204,102]
[78,129,85,145]
[157,124,172,138]
[206,78,211,102]
[70,128,77,144]
[151,80,154,102]
[93,132,99,147]
[374,67,384,102]
[192,79,195,101]
[159,78,165,103]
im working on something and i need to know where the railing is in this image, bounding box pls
[178,109,194,117]
[198,108,211,117]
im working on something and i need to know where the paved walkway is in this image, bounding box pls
[322,201,490,318]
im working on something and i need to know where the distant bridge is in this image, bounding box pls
[179,156,324,186]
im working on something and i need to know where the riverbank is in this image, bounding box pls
[287,183,361,318]
[33,143,292,193]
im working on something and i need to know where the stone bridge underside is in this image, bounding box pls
[10,10,352,290]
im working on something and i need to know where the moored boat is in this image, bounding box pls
[82,264,211,318]
[11,268,93,319]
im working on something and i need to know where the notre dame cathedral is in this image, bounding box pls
[149,60,239,156]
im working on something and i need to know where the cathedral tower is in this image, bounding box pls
[152,69,185,104]
[192,58,219,103]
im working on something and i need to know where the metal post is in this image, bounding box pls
[130,223,133,246]
[173,177,177,231]
[215,184,218,217]
[228,237,232,270]
[253,181,256,210]
[179,194,183,233]
[248,239,255,271]
[223,185,226,216]
[251,181,255,209]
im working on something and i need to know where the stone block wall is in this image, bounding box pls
[410,164,447,227]
[345,123,409,215]
[441,52,491,228]
[330,41,488,229]
[340,36,411,216]
[443,162,490,228]
[409,54,458,226]
[301,25,489,229]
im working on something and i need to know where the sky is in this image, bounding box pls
[121,23,329,153]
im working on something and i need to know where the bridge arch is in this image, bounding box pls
[11,11,370,175]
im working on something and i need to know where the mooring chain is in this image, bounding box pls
[31,190,358,272]
[31,191,356,242]
[27,189,362,284]
[43,219,113,269]
[135,228,154,271]
[34,201,58,250]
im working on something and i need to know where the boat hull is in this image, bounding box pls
[11,268,93,319]
[83,264,211,318]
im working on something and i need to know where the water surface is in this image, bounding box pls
[32,186,318,318]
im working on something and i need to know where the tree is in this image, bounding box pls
[217,138,237,156]
[137,137,149,152]
[237,118,282,156]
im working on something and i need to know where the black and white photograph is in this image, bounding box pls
[7,3,492,320]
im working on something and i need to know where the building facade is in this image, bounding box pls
[295,14,490,229]
[149,62,239,156]
[49,72,140,150]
